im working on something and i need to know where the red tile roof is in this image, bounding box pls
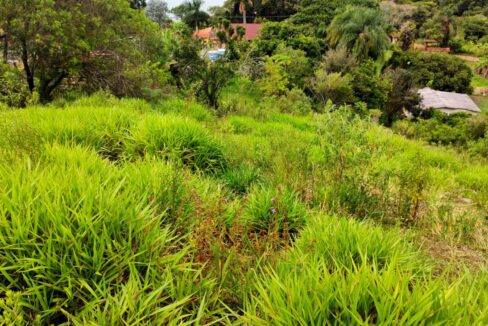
[230,23,262,41]
[193,24,263,42]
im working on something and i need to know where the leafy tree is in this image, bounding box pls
[461,14,488,41]
[399,21,416,51]
[350,61,390,109]
[130,0,147,9]
[254,21,325,58]
[390,50,473,94]
[382,68,420,126]
[290,0,377,28]
[0,0,165,102]
[327,6,390,61]
[146,0,170,27]
[311,70,356,105]
[171,0,210,30]
[258,44,311,95]
[195,60,234,109]
[0,0,17,63]
[380,1,416,31]
[321,47,357,74]
[419,7,455,47]
[165,23,205,88]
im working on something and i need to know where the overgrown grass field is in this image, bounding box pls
[0,92,487,324]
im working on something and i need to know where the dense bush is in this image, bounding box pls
[258,45,312,96]
[0,64,30,107]
[461,14,488,41]
[350,61,390,109]
[311,70,356,106]
[255,22,325,59]
[393,112,487,148]
[390,51,473,94]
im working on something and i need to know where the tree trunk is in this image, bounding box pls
[2,20,10,63]
[21,40,35,92]
[442,17,450,47]
[2,36,7,63]
[242,3,247,24]
[39,72,68,103]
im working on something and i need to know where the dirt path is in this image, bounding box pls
[455,54,480,62]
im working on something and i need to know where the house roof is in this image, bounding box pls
[194,27,214,40]
[230,23,262,41]
[418,87,480,114]
[193,24,263,42]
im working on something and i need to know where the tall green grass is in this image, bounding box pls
[0,145,223,324]
[241,216,488,325]
[0,94,487,323]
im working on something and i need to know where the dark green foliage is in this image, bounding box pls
[130,0,147,9]
[394,112,488,152]
[290,0,378,28]
[381,68,420,126]
[390,50,473,94]
[461,14,488,41]
[399,21,417,51]
[195,60,235,110]
[350,61,390,109]
[0,0,165,102]
[327,6,390,61]
[254,22,325,58]
[0,64,30,107]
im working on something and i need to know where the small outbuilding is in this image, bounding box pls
[418,87,481,115]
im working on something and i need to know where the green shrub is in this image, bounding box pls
[244,187,307,234]
[273,88,312,115]
[390,51,473,94]
[0,64,30,107]
[223,165,260,194]
[128,115,227,173]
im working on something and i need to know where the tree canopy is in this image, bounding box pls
[0,0,163,102]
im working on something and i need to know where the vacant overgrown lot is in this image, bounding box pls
[0,94,487,324]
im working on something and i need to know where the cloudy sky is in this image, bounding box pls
[166,0,224,11]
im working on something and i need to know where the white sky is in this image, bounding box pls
[166,0,224,11]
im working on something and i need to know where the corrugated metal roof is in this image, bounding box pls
[418,87,480,114]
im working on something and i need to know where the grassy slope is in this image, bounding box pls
[0,92,487,324]
[472,74,488,88]
[472,95,488,113]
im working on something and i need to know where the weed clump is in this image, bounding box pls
[244,187,307,234]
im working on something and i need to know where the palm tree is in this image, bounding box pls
[238,0,253,24]
[172,0,209,30]
[327,6,390,61]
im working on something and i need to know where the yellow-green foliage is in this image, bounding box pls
[0,94,487,323]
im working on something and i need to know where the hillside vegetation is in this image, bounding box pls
[0,93,487,324]
[2,0,488,324]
